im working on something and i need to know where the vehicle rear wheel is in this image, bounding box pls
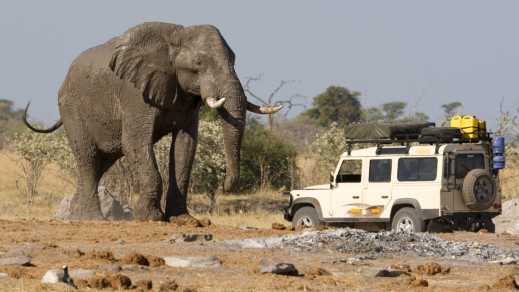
[292,206,320,230]
[391,207,425,233]
[462,169,496,210]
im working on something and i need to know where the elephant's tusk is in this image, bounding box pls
[246,101,283,114]
[206,97,226,108]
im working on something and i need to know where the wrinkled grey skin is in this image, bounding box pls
[23,22,277,221]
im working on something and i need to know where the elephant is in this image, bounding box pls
[23,22,281,221]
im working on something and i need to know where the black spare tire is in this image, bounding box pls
[462,169,496,210]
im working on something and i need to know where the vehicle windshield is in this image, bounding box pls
[455,153,485,179]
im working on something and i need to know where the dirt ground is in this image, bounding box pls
[0,220,519,291]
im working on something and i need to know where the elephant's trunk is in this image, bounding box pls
[218,80,246,193]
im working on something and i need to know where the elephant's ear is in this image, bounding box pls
[109,22,181,109]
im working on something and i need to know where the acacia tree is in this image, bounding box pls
[304,86,362,128]
[441,101,463,126]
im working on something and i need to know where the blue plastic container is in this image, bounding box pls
[493,155,505,170]
[493,136,505,154]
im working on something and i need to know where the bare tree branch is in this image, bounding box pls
[242,75,306,130]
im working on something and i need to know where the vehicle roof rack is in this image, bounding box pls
[344,136,486,156]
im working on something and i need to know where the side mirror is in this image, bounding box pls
[329,171,335,189]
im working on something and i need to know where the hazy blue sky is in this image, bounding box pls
[1,1,518,129]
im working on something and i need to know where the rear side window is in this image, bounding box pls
[337,159,362,183]
[398,158,437,181]
[455,154,485,178]
[369,159,392,182]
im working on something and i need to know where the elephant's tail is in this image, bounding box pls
[22,102,63,133]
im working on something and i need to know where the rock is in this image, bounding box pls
[415,262,450,275]
[408,276,428,287]
[69,268,95,280]
[259,259,299,276]
[158,280,179,291]
[87,276,111,289]
[0,272,7,279]
[0,256,32,267]
[272,223,287,230]
[109,274,132,289]
[182,233,213,242]
[491,257,518,265]
[164,256,221,268]
[374,268,408,277]
[55,187,133,221]
[122,252,149,266]
[41,269,64,284]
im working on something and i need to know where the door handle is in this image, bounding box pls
[352,196,360,199]
[381,195,389,199]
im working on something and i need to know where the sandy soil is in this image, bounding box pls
[0,220,519,291]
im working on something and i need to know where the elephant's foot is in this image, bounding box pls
[168,213,204,227]
[134,200,164,221]
[68,195,104,221]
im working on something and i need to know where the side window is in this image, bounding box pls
[337,159,362,183]
[398,158,438,181]
[369,159,392,182]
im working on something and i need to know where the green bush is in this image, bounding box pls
[240,118,297,191]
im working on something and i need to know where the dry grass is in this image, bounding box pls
[0,150,74,219]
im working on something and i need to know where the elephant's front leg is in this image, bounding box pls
[165,120,198,219]
[126,144,164,221]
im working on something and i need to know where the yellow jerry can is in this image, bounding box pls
[450,115,485,139]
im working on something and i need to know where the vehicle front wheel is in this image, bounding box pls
[292,206,320,230]
[391,207,425,233]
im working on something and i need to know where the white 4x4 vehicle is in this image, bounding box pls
[284,139,502,233]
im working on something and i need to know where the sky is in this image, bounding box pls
[1,1,518,130]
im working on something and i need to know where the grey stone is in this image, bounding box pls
[41,269,64,284]
[69,268,95,279]
[259,259,298,276]
[0,256,31,267]
[490,257,517,265]
[182,233,213,242]
[224,228,519,263]
[375,268,408,277]
[163,256,221,268]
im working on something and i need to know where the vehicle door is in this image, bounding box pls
[363,158,393,212]
[331,158,364,218]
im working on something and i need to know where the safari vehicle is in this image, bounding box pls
[283,119,505,233]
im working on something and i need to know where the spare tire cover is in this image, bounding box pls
[462,169,496,210]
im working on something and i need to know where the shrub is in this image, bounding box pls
[240,118,297,192]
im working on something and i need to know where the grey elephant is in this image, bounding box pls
[23,22,280,221]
